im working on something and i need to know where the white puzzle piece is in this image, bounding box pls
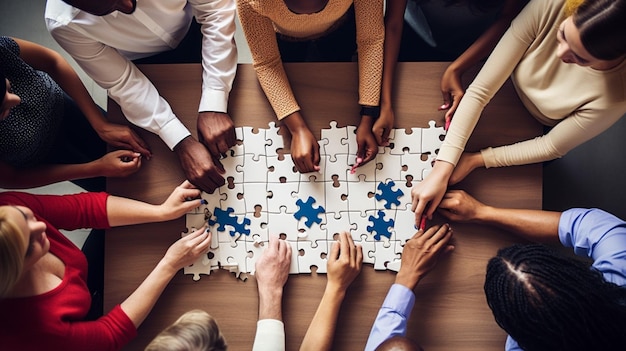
[186,120,444,280]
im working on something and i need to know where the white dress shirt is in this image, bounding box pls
[45,0,238,150]
[252,319,285,351]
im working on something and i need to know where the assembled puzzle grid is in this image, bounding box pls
[184,120,445,280]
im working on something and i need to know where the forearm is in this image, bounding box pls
[258,288,283,321]
[106,196,170,227]
[447,0,526,74]
[474,205,561,244]
[120,260,178,328]
[354,0,385,108]
[0,162,104,189]
[380,0,407,110]
[300,286,346,351]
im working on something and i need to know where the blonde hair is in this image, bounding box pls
[0,207,27,298]
[565,0,585,16]
[145,310,227,351]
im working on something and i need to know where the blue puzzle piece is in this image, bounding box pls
[209,207,251,237]
[367,210,395,241]
[375,180,404,209]
[294,196,326,228]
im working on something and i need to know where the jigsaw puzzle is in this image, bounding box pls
[184,121,445,280]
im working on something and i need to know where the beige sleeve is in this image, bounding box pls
[237,1,300,119]
[354,0,385,107]
[482,106,626,167]
[436,0,544,165]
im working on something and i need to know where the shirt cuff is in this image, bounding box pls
[383,284,416,316]
[252,319,285,351]
[199,89,229,113]
[158,118,192,150]
[480,147,497,168]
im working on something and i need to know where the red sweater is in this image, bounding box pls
[0,192,137,351]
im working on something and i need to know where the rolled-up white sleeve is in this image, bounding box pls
[252,319,285,351]
[191,0,238,113]
[46,20,190,150]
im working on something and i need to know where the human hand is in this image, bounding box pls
[449,152,484,185]
[255,235,292,297]
[290,125,320,173]
[161,226,211,273]
[372,107,394,146]
[96,122,152,158]
[440,65,465,130]
[174,136,225,194]
[158,180,207,221]
[395,224,454,290]
[197,111,236,157]
[438,190,487,222]
[411,160,455,225]
[354,117,378,169]
[95,150,142,177]
[326,232,363,293]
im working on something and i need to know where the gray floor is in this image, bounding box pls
[2,1,625,242]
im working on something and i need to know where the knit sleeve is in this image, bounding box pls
[353,0,385,107]
[237,0,300,119]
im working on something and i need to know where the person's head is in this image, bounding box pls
[144,309,227,351]
[0,73,22,121]
[557,0,626,68]
[62,0,137,16]
[375,336,424,351]
[484,244,626,351]
[0,206,49,298]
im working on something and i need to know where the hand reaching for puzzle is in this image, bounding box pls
[395,225,454,290]
[438,190,485,222]
[159,180,207,221]
[162,226,212,273]
[290,125,321,173]
[197,111,237,157]
[448,152,485,185]
[255,235,292,320]
[327,232,363,292]
[174,136,226,193]
[355,117,378,167]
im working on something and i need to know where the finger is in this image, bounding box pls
[312,144,321,171]
[216,138,230,155]
[362,146,377,164]
[206,142,221,158]
[127,134,152,157]
[355,243,363,267]
[373,127,384,145]
[446,96,462,120]
[179,180,196,189]
[439,92,451,110]
[381,128,391,146]
[329,238,340,262]
[345,232,356,262]
[413,199,428,226]
[225,128,237,148]
[180,187,202,201]
[339,231,349,260]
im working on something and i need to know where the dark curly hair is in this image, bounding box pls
[484,244,626,351]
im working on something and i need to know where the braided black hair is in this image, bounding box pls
[484,244,626,351]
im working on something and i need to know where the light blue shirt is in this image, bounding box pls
[364,283,416,351]
[506,208,626,350]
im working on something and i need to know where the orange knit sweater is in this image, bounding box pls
[237,0,384,119]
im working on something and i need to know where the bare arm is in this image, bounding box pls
[0,151,141,189]
[440,0,528,119]
[121,227,211,327]
[379,0,407,128]
[106,181,205,227]
[14,38,151,156]
[438,190,561,244]
[300,232,362,351]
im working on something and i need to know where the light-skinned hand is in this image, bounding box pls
[326,232,363,293]
[162,226,212,272]
[255,235,292,295]
[158,180,206,221]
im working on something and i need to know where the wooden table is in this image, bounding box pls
[105,63,542,351]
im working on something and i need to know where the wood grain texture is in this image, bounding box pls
[105,63,542,351]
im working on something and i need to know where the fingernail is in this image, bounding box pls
[200,199,208,205]
[439,104,447,110]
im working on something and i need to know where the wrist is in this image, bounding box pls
[360,105,380,120]
[324,282,347,299]
[283,111,308,133]
[395,273,421,291]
